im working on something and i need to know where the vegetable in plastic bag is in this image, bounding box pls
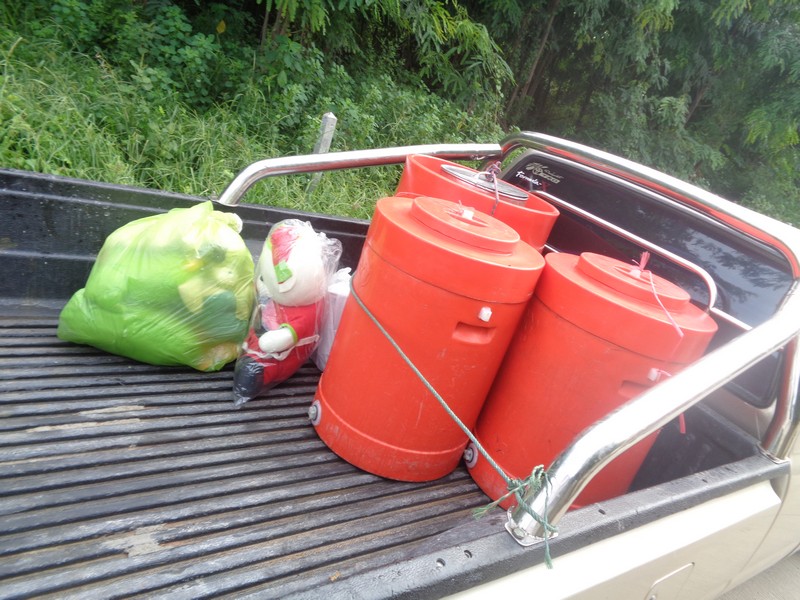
[233,219,342,406]
[57,201,255,371]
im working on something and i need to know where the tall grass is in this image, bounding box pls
[1,32,305,203]
[2,37,133,183]
[0,15,503,220]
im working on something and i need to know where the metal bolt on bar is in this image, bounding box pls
[506,283,800,545]
[217,144,503,206]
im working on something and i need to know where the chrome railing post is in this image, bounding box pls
[506,285,800,545]
[763,299,800,458]
[217,144,502,206]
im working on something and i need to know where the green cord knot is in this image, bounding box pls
[472,469,543,519]
[474,465,557,568]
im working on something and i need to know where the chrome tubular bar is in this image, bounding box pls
[498,131,800,274]
[507,282,800,544]
[219,132,800,546]
[501,130,800,544]
[217,143,503,206]
[537,189,719,313]
[764,333,800,457]
[500,132,800,454]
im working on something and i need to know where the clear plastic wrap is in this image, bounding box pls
[57,201,255,371]
[233,219,342,406]
[311,267,352,372]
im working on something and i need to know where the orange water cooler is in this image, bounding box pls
[467,252,718,506]
[313,195,544,481]
[396,154,559,252]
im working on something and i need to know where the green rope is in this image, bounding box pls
[349,279,556,567]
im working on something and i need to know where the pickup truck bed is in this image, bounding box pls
[0,170,512,599]
[0,307,784,599]
[1,308,486,598]
[0,164,790,598]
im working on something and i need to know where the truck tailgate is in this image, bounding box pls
[0,308,488,599]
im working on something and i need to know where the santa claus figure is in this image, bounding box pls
[233,219,341,406]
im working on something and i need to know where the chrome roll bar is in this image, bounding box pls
[499,132,800,544]
[498,131,800,274]
[506,282,800,544]
[218,132,800,548]
[537,190,719,313]
[217,143,502,206]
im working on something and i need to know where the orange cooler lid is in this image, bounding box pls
[536,252,718,363]
[401,154,559,218]
[367,196,544,303]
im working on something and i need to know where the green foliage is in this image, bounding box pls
[379,0,514,106]
[253,0,513,108]
[742,14,800,153]
[51,0,103,47]
[0,2,502,220]
[711,0,753,25]
[465,0,800,222]
[1,35,136,182]
[259,34,324,98]
[575,84,724,186]
[109,2,231,108]
[2,0,798,226]
[267,0,330,34]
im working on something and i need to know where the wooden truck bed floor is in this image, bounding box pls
[0,307,491,599]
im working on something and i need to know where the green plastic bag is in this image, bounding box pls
[58,201,255,371]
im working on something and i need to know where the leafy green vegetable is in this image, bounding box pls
[58,202,255,371]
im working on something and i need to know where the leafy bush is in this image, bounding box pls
[1,0,506,221]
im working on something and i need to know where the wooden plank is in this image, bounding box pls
[0,313,492,600]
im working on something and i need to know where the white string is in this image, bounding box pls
[631,252,684,339]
